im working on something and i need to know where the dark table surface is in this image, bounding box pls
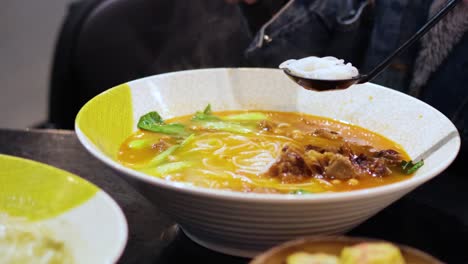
[1,128,467,264]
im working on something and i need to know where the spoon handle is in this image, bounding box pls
[360,0,462,84]
[412,130,459,163]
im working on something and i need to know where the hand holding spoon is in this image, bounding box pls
[283,0,461,91]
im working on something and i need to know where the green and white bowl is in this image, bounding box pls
[75,68,460,257]
[0,154,128,263]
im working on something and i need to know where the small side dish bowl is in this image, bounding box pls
[0,154,128,263]
[250,236,443,264]
[75,68,460,257]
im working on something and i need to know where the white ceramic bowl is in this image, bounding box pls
[75,68,460,258]
[0,154,128,263]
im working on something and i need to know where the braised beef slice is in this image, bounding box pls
[371,159,392,176]
[305,143,341,154]
[374,149,402,166]
[267,145,313,183]
[268,141,402,181]
[339,143,355,158]
[305,145,326,153]
[304,149,329,174]
[341,143,402,177]
[340,143,379,158]
[351,154,392,177]
[305,149,359,180]
[352,153,392,177]
[324,154,358,180]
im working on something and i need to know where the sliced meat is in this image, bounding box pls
[371,158,392,176]
[374,149,402,166]
[304,149,330,175]
[324,154,359,180]
[353,154,392,177]
[339,142,355,158]
[305,143,341,154]
[305,149,332,169]
[267,145,314,183]
[306,149,359,180]
[305,145,326,153]
[341,143,401,177]
[340,142,378,158]
[267,141,401,182]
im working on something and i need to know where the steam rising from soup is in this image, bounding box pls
[118,106,422,194]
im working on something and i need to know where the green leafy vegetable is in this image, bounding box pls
[138,111,186,135]
[153,161,194,175]
[223,112,267,121]
[192,104,220,121]
[139,111,164,126]
[289,189,313,195]
[401,160,424,174]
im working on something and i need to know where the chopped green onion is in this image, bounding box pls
[223,112,267,121]
[191,105,261,134]
[154,161,193,175]
[180,134,196,147]
[127,139,150,149]
[401,160,424,174]
[193,113,219,121]
[198,121,254,134]
[142,123,186,135]
[141,134,195,169]
[146,145,179,167]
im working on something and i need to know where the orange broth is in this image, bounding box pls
[118,111,412,194]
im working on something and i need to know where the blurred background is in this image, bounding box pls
[1,0,68,128]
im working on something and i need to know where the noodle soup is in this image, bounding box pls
[118,106,422,194]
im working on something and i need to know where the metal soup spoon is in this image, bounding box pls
[283,0,461,91]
